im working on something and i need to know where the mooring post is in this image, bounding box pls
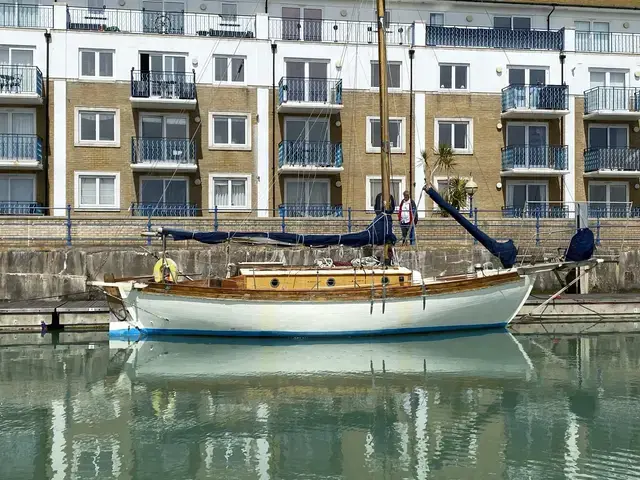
[473,208,478,245]
[596,215,601,246]
[348,207,352,233]
[146,215,152,246]
[214,205,219,232]
[281,207,286,233]
[65,204,72,246]
[535,211,540,246]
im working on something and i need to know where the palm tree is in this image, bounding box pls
[444,177,468,211]
[422,145,465,215]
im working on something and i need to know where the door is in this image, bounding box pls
[284,119,329,166]
[0,175,35,212]
[282,7,300,41]
[164,117,188,162]
[284,179,330,216]
[140,178,187,212]
[589,183,628,217]
[508,69,526,108]
[285,61,305,101]
[308,62,327,102]
[303,8,322,41]
[507,124,547,167]
[508,183,547,216]
[593,22,610,52]
[141,116,163,162]
[163,55,186,98]
[143,0,184,34]
[0,111,35,160]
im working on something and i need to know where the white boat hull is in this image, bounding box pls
[108,271,533,338]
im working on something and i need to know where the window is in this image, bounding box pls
[436,119,472,154]
[209,174,251,210]
[80,50,113,78]
[214,56,245,83]
[494,16,530,30]
[371,61,401,89]
[506,180,548,215]
[209,113,250,149]
[374,10,391,28]
[508,67,546,86]
[284,179,331,217]
[439,64,468,89]
[140,177,188,206]
[576,21,610,52]
[367,117,405,153]
[430,13,444,25]
[0,174,35,204]
[74,108,119,147]
[433,176,470,210]
[589,125,628,148]
[221,3,237,21]
[0,109,36,159]
[0,47,33,65]
[366,176,404,211]
[88,0,103,14]
[74,172,119,210]
[588,182,629,218]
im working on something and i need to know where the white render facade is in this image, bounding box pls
[2,0,640,219]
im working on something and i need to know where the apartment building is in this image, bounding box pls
[1,0,640,220]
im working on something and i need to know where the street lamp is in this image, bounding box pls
[465,175,478,218]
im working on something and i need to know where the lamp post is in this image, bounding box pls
[465,175,478,218]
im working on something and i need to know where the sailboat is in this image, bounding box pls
[91,0,598,339]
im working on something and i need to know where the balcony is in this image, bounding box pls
[278,141,343,173]
[0,201,44,215]
[587,203,640,219]
[501,145,568,176]
[502,205,568,218]
[0,134,43,170]
[584,147,640,176]
[269,17,412,45]
[278,77,342,113]
[278,203,343,218]
[576,31,640,55]
[131,202,197,217]
[0,3,53,28]
[501,85,568,119]
[66,7,256,37]
[0,65,44,104]
[130,69,196,110]
[426,25,564,51]
[130,138,197,171]
[584,87,640,120]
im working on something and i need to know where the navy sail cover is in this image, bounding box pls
[564,227,595,262]
[425,187,518,269]
[163,214,396,248]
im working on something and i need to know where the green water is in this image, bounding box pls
[1,331,639,480]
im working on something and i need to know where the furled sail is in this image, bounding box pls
[425,186,518,269]
[161,214,396,248]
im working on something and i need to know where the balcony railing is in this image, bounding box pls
[587,202,640,219]
[502,205,569,218]
[426,25,564,51]
[584,147,640,173]
[130,70,196,100]
[278,141,343,168]
[278,204,343,218]
[131,138,196,165]
[0,201,43,215]
[0,65,43,97]
[278,77,342,105]
[502,84,568,112]
[584,86,640,114]
[67,6,255,37]
[501,145,567,171]
[0,3,53,28]
[131,202,197,217]
[576,31,640,54]
[0,134,43,162]
[269,17,412,45]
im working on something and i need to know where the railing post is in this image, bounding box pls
[146,214,152,246]
[65,204,72,246]
[596,214,601,246]
[535,211,540,246]
[473,208,478,245]
[281,207,286,233]
[348,207,352,233]
[214,206,219,232]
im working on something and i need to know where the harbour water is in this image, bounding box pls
[1,331,639,479]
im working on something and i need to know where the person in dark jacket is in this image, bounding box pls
[397,190,418,245]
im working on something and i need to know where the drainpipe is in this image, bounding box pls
[265,0,268,14]
[271,42,277,217]
[560,52,566,205]
[44,30,51,213]
[409,48,415,194]
[547,5,556,30]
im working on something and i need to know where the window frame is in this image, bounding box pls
[365,175,405,212]
[208,112,251,150]
[429,13,444,25]
[366,116,406,154]
[505,179,549,209]
[438,63,469,90]
[434,118,473,154]
[79,49,114,80]
[0,173,36,202]
[505,121,549,146]
[507,66,548,85]
[370,61,402,90]
[588,124,629,148]
[494,15,531,30]
[0,108,36,134]
[208,173,252,211]
[588,180,629,214]
[0,46,34,65]
[432,175,471,211]
[139,176,189,206]
[588,68,627,87]
[74,171,120,211]
[213,55,246,84]
[220,2,238,21]
[74,107,120,147]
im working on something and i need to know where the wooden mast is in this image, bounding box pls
[375,0,391,214]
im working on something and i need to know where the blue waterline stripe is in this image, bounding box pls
[109,322,509,339]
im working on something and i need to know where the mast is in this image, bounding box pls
[375,0,391,213]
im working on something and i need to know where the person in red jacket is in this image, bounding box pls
[398,190,418,245]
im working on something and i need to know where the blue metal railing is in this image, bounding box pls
[278,141,343,168]
[131,138,196,165]
[279,204,343,218]
[0,201,44,215]
[0,134,43,162]
[426,25,564,51]
[588,203,640,219]
[131,202,197,217]
[130,69,196,100]
[584,147,640,172]
[502,205,569,219]
[0,3,53,28]
[278,77,342,105]
[501,145,567,171]
[502,84,568,112]
[576,31,640,54]
[66,6,255,37]
[0,65,43,97]
[584,86,640,114]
